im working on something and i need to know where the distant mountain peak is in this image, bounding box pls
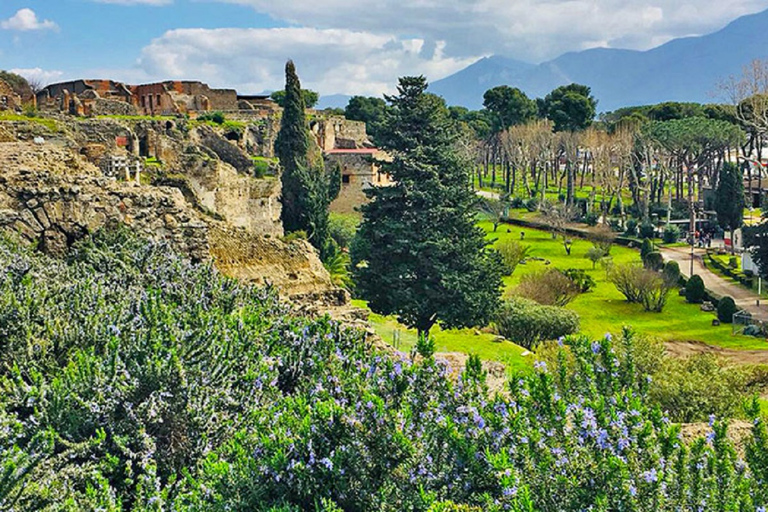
[428,7,768,111]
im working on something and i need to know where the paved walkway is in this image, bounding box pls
[659,246,768,320]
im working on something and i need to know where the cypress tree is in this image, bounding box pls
[351,76,504,338]
[714,162,745,254]
[275,61,340,257]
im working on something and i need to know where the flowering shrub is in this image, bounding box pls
[1,230,768,510]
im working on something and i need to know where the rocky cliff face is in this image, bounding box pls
[0,127,333,299]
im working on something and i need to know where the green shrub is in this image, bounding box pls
[524,197,539,212]
[640,238,654,260]
[608,263,672,311]
[729,256,739,269]
[561,268,596,293]
[198,111,226,124]
[643,251,664,271]
[496,239,531,276]
[662,260,681,286]
[584,211,599,226]
[494,297,579,349]
[662,224,680,243]
[685,274,707,304]
[649,354,748,422]
[638,222,655,239]
[717,296,738,323]
[328,213,360,249]
[624,218,638,236]
[283,230,308,242]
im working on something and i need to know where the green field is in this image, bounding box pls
[353,299,532,374]
[482,221,768,350]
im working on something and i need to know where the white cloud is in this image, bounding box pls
[9,68,64,87]
[1,8,58,31]
[137,27,479,96]
[90,0,173,5]
[213,0,768,62]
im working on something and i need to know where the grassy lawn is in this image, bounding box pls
[352,300,533,373]
[482,221,768,351]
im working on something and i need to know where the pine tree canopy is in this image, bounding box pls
[351,76,504,337]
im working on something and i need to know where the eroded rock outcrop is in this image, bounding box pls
[0,141,331,298]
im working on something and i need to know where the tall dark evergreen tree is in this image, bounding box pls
[351,76,504,338]
[542,83,597,132]
[275,60,340,257]
[714,162,745,253]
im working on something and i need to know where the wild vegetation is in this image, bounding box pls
[3,231,768,511]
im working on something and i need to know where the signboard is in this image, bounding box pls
[115,136,128,147]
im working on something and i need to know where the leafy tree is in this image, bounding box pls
[541,83,597,132]
[351,76,504,338]
[586,247,605,269]
[714,162,745,253]
[479,196,509,231]
[345,95,388,143]
[482,85,537,132]
[275,61,340,257]
[271,88,319,109]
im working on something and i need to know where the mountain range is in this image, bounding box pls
[318,8,768,112]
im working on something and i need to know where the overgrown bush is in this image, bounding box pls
[496,239,531,276]
[685,274,707,303]
[494,297,579,348]
[717,296,738,323]
[591,225,614,255]
[638,221,655,239]
[561,268,596,293]
[584,211,599,226]
[650,354,748,422]
[640,238,654,260]
[643,251,664,271]
[662,260,681,286]
[524,197,539,211]
[662,224,680,243]
[624,218,638,236]
[513,268,581,306]
[609,263,672,311]
[3,231,768,510]
[328,212,360,249]
[197,110,226,124]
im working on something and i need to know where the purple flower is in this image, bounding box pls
[591,342,601,354]
[642,468,658,483]
[534,360,547,371]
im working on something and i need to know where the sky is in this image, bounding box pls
[3,0,768,98]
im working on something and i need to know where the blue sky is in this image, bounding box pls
[3,0,768,97]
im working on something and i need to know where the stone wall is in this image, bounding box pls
[0,143,330,297]
[327,150,391,214]
[0,79,22,111]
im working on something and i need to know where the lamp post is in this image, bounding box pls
[690,206,696,277]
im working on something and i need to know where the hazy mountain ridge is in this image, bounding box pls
[428,8,768,111]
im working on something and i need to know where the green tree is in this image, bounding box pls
[541,83,597,132]
[275,61,339,257]
[271,88,320,109]
[483,85,537,132]
[351,76,504,338]
[345,95,388,143]
[714,162,745,253]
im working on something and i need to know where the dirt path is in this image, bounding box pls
[659,246,768,320]
[664,340,768,364]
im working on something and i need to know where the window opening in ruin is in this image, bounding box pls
[342,174,351,184]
